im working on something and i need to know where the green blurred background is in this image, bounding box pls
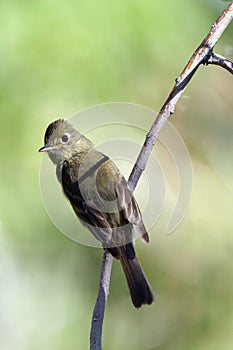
[0,0,232,349]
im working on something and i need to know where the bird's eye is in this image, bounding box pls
[61,134,69,143]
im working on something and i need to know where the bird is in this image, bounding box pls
[39,119,154,308]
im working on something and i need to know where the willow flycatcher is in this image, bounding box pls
[39,119,154,307]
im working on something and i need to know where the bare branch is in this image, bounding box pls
[90,251,113,350]
[128,0,233,191]
[90,2,233,349]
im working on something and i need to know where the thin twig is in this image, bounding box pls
[204,52,233,74]
[128,0,233,191]
[90,251,113,350]
[90,2,233,349]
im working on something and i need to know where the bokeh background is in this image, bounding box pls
[0,0,232,349]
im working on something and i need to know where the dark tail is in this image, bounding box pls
[119,244,154,308]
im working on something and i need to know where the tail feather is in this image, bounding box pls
[119,245,154,308]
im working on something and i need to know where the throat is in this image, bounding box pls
[56,161,64,183]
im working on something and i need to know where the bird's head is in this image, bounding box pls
[38,119,84,164]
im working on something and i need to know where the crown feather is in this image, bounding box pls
[44,119,64,144]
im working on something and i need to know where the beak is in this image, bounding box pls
[38,145,57,152]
